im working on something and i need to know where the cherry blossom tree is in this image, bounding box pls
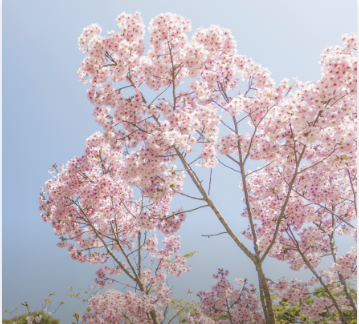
[40,12,357,324]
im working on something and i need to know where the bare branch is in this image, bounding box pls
[246,163,272,177]
[174,147,257,263]
[220,120,235,132]
[261,145,307,262]
[208,168,213,197]
[218,158,240,173]
[225,154,241,166]
[150,205,209,220]
[202,232,228,238]
[348,169,357,216]
[298,145,339,174]
[176,192,205,201]
[149,84,172,106]
[116,84,134,92]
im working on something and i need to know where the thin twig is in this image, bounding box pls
[149,84,172,106]
[218,158,240,173]
[202,232,228,238]
[246,163,272,177]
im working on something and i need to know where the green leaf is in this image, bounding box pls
[181,251,199,258]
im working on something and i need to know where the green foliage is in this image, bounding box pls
[181,251,199,258]
[274,299,312,323]
[3,285,105,324]
[274,287,357,324]
[158,298,201,324]
[2,311,60,324]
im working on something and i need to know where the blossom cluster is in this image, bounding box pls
[272,278,353,322]
[80,288,165,324]
[185,270,264,324]
[39,130,193,322]
[26,315,41,324]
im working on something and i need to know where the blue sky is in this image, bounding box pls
[2,1,357,323]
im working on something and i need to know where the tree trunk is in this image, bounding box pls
[255,263,276,324]
[137,282,160,324]
[329,209,357,313]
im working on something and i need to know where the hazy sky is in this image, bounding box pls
[2,1,357,323]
